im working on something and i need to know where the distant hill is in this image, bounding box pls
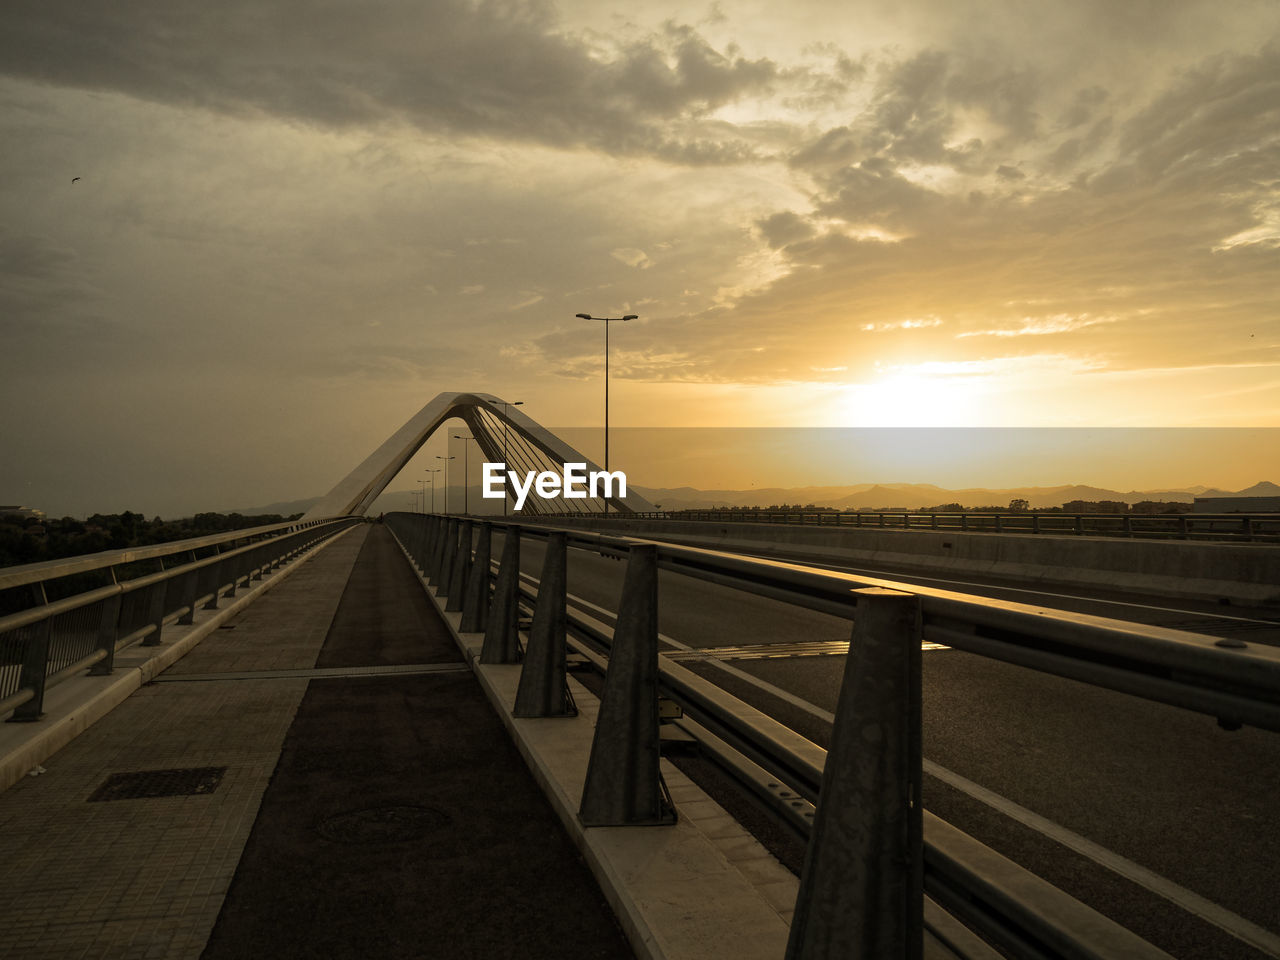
[225,496,321,517]
[631,481,1275,512]
[230,481,1276,517]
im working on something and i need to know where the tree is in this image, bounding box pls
[1008,498,1030,512]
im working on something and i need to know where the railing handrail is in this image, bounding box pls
[0,516,361,722]
[432,515,1280,732]
[516,509,1280,544]
[387,512,1194,959]
[623,511,1280,519]
[0,518,338,591]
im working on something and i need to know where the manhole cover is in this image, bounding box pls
[317,804,451,844]
[88,766,227,802]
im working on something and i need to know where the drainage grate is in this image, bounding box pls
[87,766,228,802]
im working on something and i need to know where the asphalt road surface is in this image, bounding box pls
[499,530,1280,960]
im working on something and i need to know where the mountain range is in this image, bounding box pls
[629,480,1280,512]
[231,481,1280,515]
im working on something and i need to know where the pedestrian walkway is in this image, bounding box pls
[0,524,633,959]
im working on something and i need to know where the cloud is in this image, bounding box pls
[610,247,653,268]
[956,314,1118,338]
[0,0,802,165]
[861,317,944,332]
[756,211,815,248]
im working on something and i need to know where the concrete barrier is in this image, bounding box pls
[527,519,1280,609]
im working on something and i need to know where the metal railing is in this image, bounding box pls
[388,511,1280,959]
[543,509,1280,543]
[0,517,361,721]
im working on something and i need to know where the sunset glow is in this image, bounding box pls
[2,1,1278,515]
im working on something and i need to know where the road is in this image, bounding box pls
[496,530,1280,960]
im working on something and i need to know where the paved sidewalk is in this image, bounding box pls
[0,523,637,960]
[0,526,368,960]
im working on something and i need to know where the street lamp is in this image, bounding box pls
[575,312,636,514]
[453,433,475,515]
[418,479,429,514]
[501,400,523,516]
[425,468,441,514]
[436,455,455,514]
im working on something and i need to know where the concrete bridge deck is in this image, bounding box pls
[0,523,822,960]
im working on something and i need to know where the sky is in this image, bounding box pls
[2,1,1279,516]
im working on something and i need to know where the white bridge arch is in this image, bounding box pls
[302,391,655,519]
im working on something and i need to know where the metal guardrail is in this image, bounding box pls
[387,511,1279,959]
[0,517,361,721]
[547,509,1280,543]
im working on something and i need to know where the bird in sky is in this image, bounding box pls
[71,177,80,183]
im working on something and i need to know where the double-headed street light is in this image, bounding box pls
[436,454,455,514]
[424,468,441,514]
[575,312,636,514]
[452,433,475,515]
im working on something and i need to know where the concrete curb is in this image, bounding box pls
[0,525,360,796]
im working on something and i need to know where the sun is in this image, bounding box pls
[837,372,987,426]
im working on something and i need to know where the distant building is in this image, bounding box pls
[1192,496,1280,513]
[1130,500,1192,515]
[0,505,44,520]
[1062,500,1127,514]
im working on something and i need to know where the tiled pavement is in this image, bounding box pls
[0,526,370,960]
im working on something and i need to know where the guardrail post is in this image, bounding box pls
[202,551,222,610]
[428,517,448,585]
[223,554,241,598]
[786,587,922,960]
[460,522,491,633]
[579,543,676,827]
[446,520,472,612]
[142,572,168,646]
[423,516,439,575]
[514,532,576,718]
[7,585,52,722]
[88,592,123,676]
[481,526,521,664]
[178,553,200,625]
[437,519,458,598]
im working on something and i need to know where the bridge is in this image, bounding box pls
[2,393,1278,960]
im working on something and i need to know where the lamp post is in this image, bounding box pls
[425,468,441,514]
[436,455,455,514]
[501,400,523,516]
[575,312,636,514]
[418,480,429,514]
[453,433,475,515]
